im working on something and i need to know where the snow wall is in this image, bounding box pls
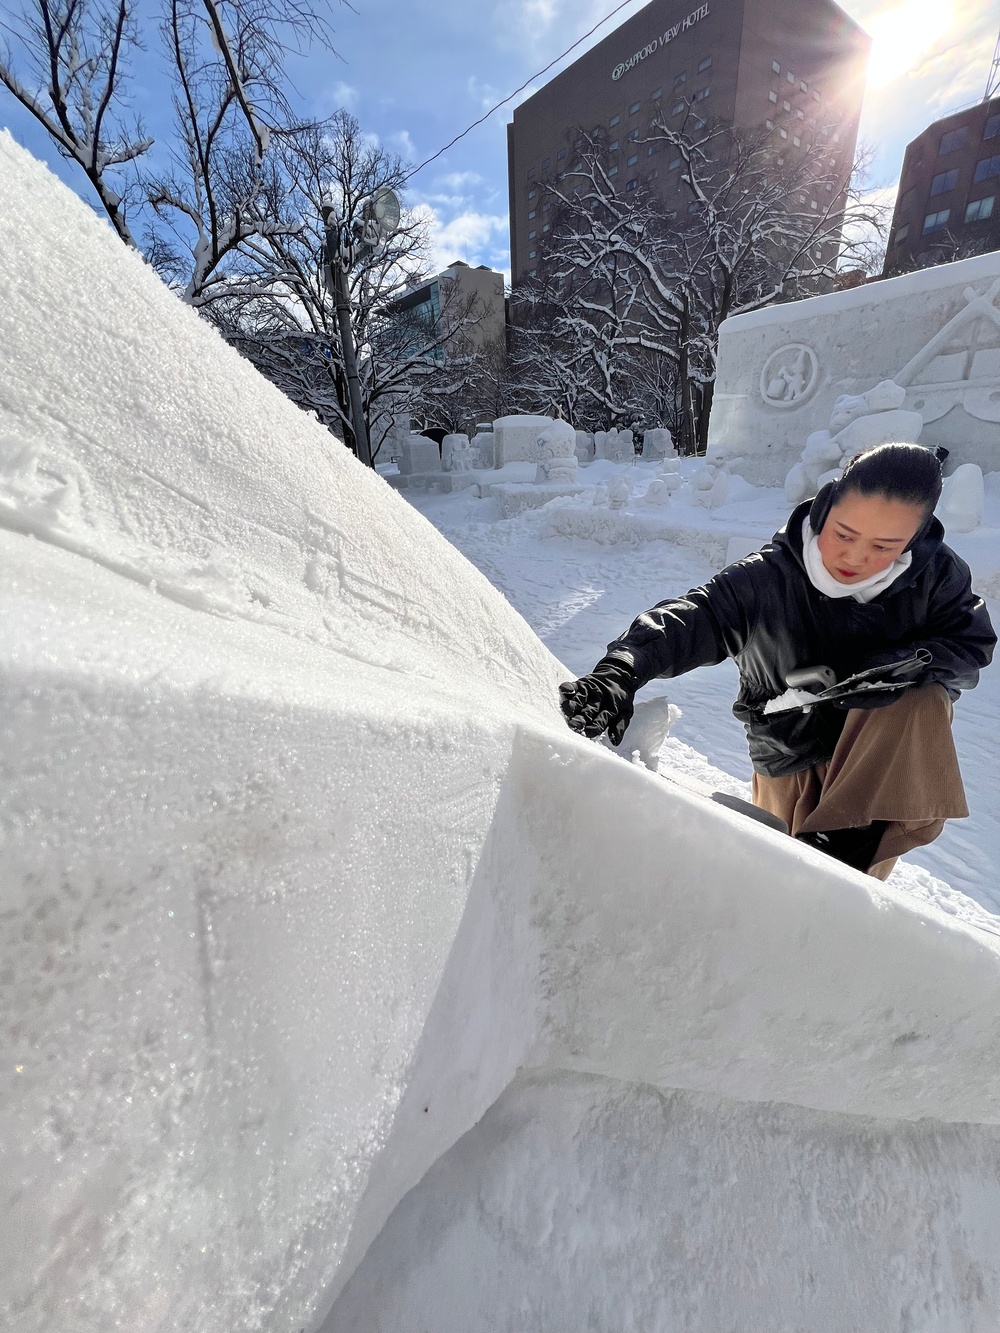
[708,251,1000,484]
[3,132,1000,1333]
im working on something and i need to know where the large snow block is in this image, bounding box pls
[708,253,1000,483]
[492,414,553,467]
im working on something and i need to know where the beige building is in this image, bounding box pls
[391,261,505,350]
[507,0,870,278]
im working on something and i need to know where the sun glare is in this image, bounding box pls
[866,0,956,88]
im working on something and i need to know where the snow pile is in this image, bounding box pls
[4,131,1000,1333]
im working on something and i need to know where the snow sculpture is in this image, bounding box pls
[640,478,672,506]
[829,380,907,432]
[492,414,553,467]
[575,430,595,464]
[709,258,1000,481]
[642,427,676,460]
[593,430,608,460]
[610,429,636,464]
[784,380,924,505]
[592,482,609,505]
[441,434,470,472]
[608,475,630,509]
[691,442,746,509]
[398,435,442,476]
[472,429,494,469]
[620,696,681,772]
[534,419,579,484]
[937,463,984,534]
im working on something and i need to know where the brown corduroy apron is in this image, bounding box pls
[751,684,968,880]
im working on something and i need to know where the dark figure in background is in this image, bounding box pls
[559,443,996,878]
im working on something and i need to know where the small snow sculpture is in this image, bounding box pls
[641,478,672,506]
[441,434,470,472]
[450,436,472,472]
[642,428,675,460]
[608,475,630,509]
[937,464,984,534]
[472,430,494,469]
[828,380,906,433]
[575,430,595,464]
[691,442,745,508]
[610,429,635,464]
[593,430,609,460]
[535,419,579,484]
[783,379,925,503]
[592,482,609,506]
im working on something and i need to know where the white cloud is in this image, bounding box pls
[412,202,511,279]
[390,129,417,159]
[328,81,360,110]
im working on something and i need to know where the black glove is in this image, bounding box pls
[558,658,637,746]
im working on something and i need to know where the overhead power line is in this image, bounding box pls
[402,0,642,183]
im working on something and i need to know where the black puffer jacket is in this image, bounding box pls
[603,499,996,777]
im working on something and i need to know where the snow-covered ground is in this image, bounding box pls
[4,130,1000,1333]
[400,465,1000,922]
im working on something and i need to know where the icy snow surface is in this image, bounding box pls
[2,131,1000,1333]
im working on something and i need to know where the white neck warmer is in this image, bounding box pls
[801,517,912,603]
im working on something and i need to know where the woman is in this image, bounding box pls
[559,443,996,878]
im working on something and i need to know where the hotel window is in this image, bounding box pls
[557,148,567,160]
[694,86,709,101]
[922,209,950,233]
[542,223,550,232]
[608,164,619,175]
[629,101,641,114]
[528,229,536,239]
[800,81,807,92]
[765,119,774,129]
[893,224,909,245]
[810,199,818,209]
[966,195,995,221]
[610,139,619,151]
[985,114,1000,141]
[974,153,1000,182]
[772,60,780,73]
[528,209,536,219]
[769,91,778,103]
[899,185,917,212]
[647,169,658,180]
[693,117,705,129]
[783,100,791,111]
[779,127,787,139]
[627,153,638,165]
[674,71,687,86]
[795,108,804,119]
[687,201,699,213]
[825,181,833,191]
[651,87,662,100]
[610,114,620,127]
[671,101,685,116]
[527,189,536,199]
[939,126,968,154]
[793,136,801,146]
[812,89,820,100]
[626,178,637,191]
[528,249,537,259]
[698,55,712,72]
[668,156,681,170]
[786,70,795,83]
[628,128,639,139]
[647,143,658,155]
[930,168,958,195]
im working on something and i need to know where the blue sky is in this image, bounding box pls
[3,0,999,277]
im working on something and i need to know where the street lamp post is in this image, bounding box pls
[322,204,373,468]
[321,187,402,470]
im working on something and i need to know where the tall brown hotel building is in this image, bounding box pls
[507,0,871,279]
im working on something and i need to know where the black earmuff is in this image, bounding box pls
[808,480,840,534]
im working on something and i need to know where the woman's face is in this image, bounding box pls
[816,490,927,585]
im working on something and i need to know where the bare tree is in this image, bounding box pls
[514,107,887,450]
[211,113,490,460]
[0,0,151,244]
